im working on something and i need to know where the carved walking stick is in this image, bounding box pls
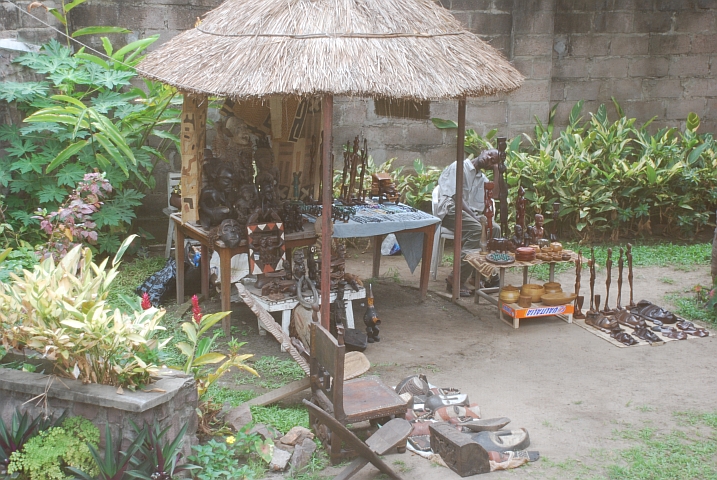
[497,137,509,237]
[616,247,624,310]
[516,186,526,245]
[574,250,585,318]
[603,248,613,313]
[627,243,635,307]
[589,247,596,312]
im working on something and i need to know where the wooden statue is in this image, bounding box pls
[484,181,495,239]
[496,136,509,237]
[527,213,544,244]
[627,243,635,307]
[199,162,236,229]
[617,247,624,310]
[364,284,381,343]
[589,247,596,312]
[574,250,584,319]
[602,248,613,314]
[371,173,399,204]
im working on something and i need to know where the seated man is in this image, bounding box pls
[436,149,502,296]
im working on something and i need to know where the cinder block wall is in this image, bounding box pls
[1,0,715,237]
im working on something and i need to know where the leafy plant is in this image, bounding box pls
[396,158,441,211]
[68,425,146,480]
[173,296,258,397]
[0,31,179,253]
[0,235,169,387]
[189,429,273,480]
[129,421,199,480]
[0,409,66,471]
[7,416,99,480]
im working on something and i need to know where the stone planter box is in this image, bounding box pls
[0,363,198,454]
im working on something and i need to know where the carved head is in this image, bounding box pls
[215,164,235,191]
[514,224,523,238]
[224,116,252,146]
[535,214,544,227]
[239,184,257,202]
[218,219,242,248]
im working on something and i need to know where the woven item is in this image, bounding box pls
[344,351,370,380]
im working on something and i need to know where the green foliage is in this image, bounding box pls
[189,429,272,480]
[201,385,258,407]
[68,425,145,480]
[250,405,309,435]
[7,417,99,480]
[396,159,441,211]
[0,33,179,253]
[128,421,199,480]
[0,235,168,387]
[0,409,66,470]
[434,101,717,239]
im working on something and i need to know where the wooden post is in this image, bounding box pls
[180,94,207,224]
[320,95,333,328]
[452,99,466,302]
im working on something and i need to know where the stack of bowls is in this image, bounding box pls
[543,282,562,294]
[515,247,536,262]
[499,285,520,304]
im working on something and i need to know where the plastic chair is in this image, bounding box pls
[430,185,454,280]
[163,172,182,258]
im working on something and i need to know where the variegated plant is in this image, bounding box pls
[0,235,168,388]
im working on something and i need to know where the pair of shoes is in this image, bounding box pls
[446,278,471,297]
[484,274,500,289]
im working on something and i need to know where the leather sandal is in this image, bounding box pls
[661,327,688,340]
[631,300,678,324]
[610,330,638,346]
[616,309,646,329]
[633,326,661,343]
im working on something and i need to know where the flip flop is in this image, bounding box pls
[471,428,531,453]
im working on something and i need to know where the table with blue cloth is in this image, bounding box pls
[305,203,440,301]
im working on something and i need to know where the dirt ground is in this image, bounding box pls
[207,243,717,479]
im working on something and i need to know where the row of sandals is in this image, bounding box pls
[585,299,709,346]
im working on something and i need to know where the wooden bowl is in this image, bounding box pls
[503,285,519,292]
[518,294,533,308]
[529,245,541,254]
[499,288,520,304]
[521,284,545,303]
[543,282,562,294]
[540,292,577,306]
[550,242,563,252]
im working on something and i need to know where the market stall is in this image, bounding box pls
[136,0,524,333]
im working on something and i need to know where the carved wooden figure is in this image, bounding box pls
[602,248,613,314]
[550,200,560,242]
[574,250,585,318]
[484,181,495,239]
[516,186,526,240]
[617,247,624,310]
[627,243,635,307]
[589,247,596,312]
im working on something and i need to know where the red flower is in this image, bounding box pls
[192,295,202,324]
[141,292,151,310]
[694,285,702,292]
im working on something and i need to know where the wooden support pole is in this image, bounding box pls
[320,95,334,328]
[180,94,207,224]
[452,99,466,302]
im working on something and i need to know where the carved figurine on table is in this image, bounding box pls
[248,172,283,224]
[208,218,242,249]
[235,184,258,227]
[363,284,381,343]
[527,214,545,245]
[330,243,347,291]
[292,172,302,200]
[199,163,237,229]
[282,201,304,234]
[292,248,307,280]
[331,280,348,335]
[214,116,254,184]
[510,224,525,251]
[487,237,514,253]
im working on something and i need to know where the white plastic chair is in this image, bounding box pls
[430,186,454,280]
[163,172,182,258]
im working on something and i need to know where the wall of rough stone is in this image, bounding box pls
[0,366,198,455]
[1,0,715,238]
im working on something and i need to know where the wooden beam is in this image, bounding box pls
[320,95,333,328]
[180,94,208,224]
[245,377,310,407]
[452,98,466,302]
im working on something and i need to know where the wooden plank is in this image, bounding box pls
[180,94,207,224]
[245,377,310,407]
[429,422,490,477]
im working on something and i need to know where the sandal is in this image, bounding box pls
[631,300,678,324]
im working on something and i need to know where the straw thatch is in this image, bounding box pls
[137,0,523,100]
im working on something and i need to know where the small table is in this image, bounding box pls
[172,213,317,333]
[466,250,585,329]
[240,279,366,335]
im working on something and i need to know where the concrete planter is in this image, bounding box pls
[0,363,198,453]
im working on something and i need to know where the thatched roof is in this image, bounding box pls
[137,0,523,100]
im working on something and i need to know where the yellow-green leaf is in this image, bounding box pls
[193,352,226,366]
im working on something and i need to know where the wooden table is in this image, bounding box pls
[172,213,317,332]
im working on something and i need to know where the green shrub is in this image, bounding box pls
[7,417,99,480]
[0,34,180,253]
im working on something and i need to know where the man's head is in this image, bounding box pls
[472,149,500,169]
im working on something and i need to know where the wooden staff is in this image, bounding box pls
[497,137,509,237]
[484,181,495,239]
[602,248,613,313]
[589,247,596,312]
[627,243,635,307]
[358,137,367,202]
[616,247,624,310]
